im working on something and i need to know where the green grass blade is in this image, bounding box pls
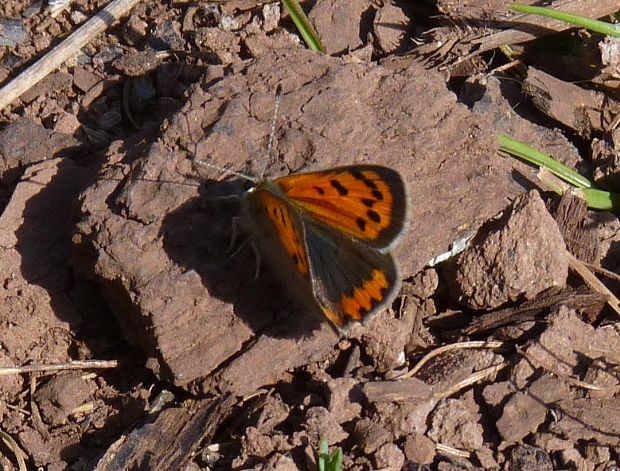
[581,188,620,211]
[498,134,592,188]
[282,0,326,53]
[318,439,328,471]
[327,447,343,471]
[499,134,620,211]
[511,4,620,38]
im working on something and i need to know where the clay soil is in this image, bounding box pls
[0,0,620,470]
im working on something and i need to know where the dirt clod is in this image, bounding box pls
[507,444,553,471]
[428,398,483,451]
[374,442,405,469]
[403,433,436,464]
[353,418,391,455]
[35,374,95,426]
[447,190,568,309]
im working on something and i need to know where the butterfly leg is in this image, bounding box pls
[227,217,262,279]
[227,217,241,254]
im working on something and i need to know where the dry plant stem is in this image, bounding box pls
[465,0,620,59]
[0,0,142,111]
[517,347,620,393]
[436,442,470,459]
[0,359,119,376]
[566,251,620,317]
[582,260,620,283]
[398,340,508,379]
[433,362,508,400]
[0,428,28,471]
[610,112,620,131]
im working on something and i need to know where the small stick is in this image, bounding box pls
[0,0,142,111]
[0,359,119,376]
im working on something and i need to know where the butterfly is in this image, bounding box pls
[236,164,411,331]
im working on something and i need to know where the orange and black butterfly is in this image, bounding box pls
[238,165,410,330]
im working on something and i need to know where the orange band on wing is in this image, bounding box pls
[320,269,391,327]
[339,269,390,322]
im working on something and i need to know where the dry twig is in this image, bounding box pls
[0,359,119,376]
[0,0,142,110]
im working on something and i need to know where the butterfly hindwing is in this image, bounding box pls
[275,165,410,251]
[304,218,400,329]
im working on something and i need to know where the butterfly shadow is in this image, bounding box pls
[160,178,325,339]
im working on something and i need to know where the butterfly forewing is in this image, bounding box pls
[248,187,311,280]
[275,165,410,250]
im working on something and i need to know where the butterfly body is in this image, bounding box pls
[238,165,410,331]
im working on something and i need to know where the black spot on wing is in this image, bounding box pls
[367,209,381,223]
[330,179,349,196]
[349,168,378,189]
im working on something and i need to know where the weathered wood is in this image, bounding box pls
[553,193,600,264]
[523,68,606,138]
[94,395,236,470]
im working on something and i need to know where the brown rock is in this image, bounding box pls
[195,28,240,63]
[428,399,483,451]
[0,119,79,179]
[20,71,73,103]
[0,158,87,377]
[403,433,435,464]
[304,407,348,445]
[374,443,405,469]
[308,0,373,55]
[353,418,391,454]
[350,306,415,372]
[374,400,436,439]
[448,190,568,309]
[482,381,514,408]
[264,453,299,471]
[53,112,81,135]
[17,429,53,466]
[406,268,439,299]
[256,394,290,432]
[326,377,362,423]
[72,47,565,392]
[550,397,620,446]
[72,66,101,93]
[507,444,553,471]
[520,307,620,384]
[560,448,593,471]
[496,392,546,443]
[35,374,95,426]
[373,2,411,54]
[475,447,499,469]
[241,426,274,458]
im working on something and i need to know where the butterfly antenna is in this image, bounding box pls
[260,84,283,179]
[193,159,256,182]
